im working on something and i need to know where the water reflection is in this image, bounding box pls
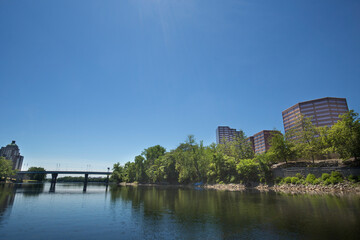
[0,184,15,224]
[0,183,359,239]
[109,185,360,239]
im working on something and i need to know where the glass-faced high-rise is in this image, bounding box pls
[282,97,349,134]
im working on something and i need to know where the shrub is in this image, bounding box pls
[331,171,343,179]
[306,174,316,184]
[275,177,283,184]
[291,177,299,184]
[283,177,292,184]
[321,173,330,181]
[259,177,266,183]
[348,175,358,183]
[327,171,343,185]
[323,178,331,185]
[313,178,321,185]
[295,173,303,179]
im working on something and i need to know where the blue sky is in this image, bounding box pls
[1,0,359,171]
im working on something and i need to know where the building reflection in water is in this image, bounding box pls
[0,184,16,224]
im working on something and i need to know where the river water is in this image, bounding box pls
[0,183,359,239]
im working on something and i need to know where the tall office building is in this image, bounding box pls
[249,130,280,154]
[282,97,349,134]
[0,141,24,170]
[216,126,242,144]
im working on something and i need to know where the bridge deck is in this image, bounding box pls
[17,171,112,175]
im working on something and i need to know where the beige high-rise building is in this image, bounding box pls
[0,141,24,170]
[282,97,349,134]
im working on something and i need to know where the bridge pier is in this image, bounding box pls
[49,173,58,192]
[105,174,110,191]
[83,174,89,192]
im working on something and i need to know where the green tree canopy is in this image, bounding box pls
[27,167,47,181]
[289,115,325,163]
[142,145,166,166]
[267,132,296,164]
[0,157,15,180]
[328,110,360,161]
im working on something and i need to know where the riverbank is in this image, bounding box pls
[271,182,360,195]
[118,181,360,195]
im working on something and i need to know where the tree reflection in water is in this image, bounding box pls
[109,185,360,239]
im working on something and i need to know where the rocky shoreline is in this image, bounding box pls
[118,182,360,195]
[203,182,360,195]
[271,182,360,195]
[202,183,246,191]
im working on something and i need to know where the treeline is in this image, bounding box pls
[111,110,360,185]
[112,133,269,184]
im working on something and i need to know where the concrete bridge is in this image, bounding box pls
[17,171,112,192]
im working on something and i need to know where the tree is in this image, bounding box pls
[111,163,124,183]
[0,157,15,180]
[122,162,136,183]
[174,135,212,183]
[142,145,166,166]
[219,130,254,161]
[328,110,360,161]
[236,159,260,183]
[267,132,296,164]
[289,115,324,163]
[134,155,146,182]
[27,167,46,181]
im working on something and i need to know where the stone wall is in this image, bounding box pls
[272,167,360,178]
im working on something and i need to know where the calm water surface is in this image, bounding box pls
[0,183,359,239]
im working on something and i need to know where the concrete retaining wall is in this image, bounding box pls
[272,167,360,178]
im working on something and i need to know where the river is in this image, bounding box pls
[0,183,359,239]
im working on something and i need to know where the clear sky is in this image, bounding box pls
[1,0,359,172]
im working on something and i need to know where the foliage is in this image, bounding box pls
[313,178,321,185]
[134,155,146,183]
[0,157,15,180]
[283,177,292,184]
[142,145,166,166]
[328,110,360,161]
[289,115,326,163]
[236,159,260,183]
[291,177,299,184]
[267,132,296,164]
[305,173,316,184]
[274,177,283,184]
[111,163,124,183]
[348,175,358,183]
[27,167,46,181]
[295,173,303,179]
[321,173,330,181]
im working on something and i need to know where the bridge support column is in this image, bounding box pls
[49,173,58,192]
[105,174,110,191]
[83,174,89,192]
